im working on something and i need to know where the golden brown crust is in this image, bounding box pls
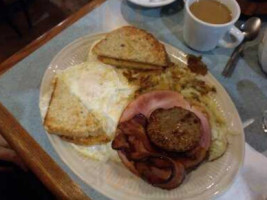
[92,26,169,68]
[98,56,165,70]
[44,78,59,133]
[60,134,110,146]
[44,75,104,139]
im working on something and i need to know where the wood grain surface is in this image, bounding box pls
[0,102,91,200]
[0,0,106,76]
[0,0,106,198]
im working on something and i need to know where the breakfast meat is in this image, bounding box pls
[112,114,185,189]
[119,91,211,153]
[112,90,211,189]
[147,107,201,152]
[120,90,190,122]
[92,26,169,70]
[189,106,211,151]
[175,145,208,170]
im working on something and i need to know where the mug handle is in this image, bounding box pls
[218,26,244,48]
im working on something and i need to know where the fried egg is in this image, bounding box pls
[59,60,136,160]
[71,142,120,162]
[61,61,136,137]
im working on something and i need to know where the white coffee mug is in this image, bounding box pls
[183,0,244,51]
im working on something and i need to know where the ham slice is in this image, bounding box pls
[121,90,211,151]
[120,90,190,122]
[190,107,211,150]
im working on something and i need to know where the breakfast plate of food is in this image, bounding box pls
[39,26,244,200]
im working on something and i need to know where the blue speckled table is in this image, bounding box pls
[0,0,266,199]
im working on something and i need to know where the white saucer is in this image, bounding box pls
[128,0,176,7]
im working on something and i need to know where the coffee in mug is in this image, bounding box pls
[190,0,232,24]
[183,0,244,51]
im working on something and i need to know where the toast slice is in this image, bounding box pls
[92,26,169,70]
[97,56,163,70]
[60,135,110,146]
[44,76,110,145]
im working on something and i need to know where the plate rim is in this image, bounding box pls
[127,0,176,7]
[40,32,245,200]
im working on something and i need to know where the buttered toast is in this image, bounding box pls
[92,26,169,70]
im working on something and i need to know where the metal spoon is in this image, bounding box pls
[222,17,261,77]
[263,110,267,133]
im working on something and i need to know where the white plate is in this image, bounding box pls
[39,33,245,200]
[127,0,176,7]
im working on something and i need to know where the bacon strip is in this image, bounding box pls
[135,155,185,189]
[175,146,207,170]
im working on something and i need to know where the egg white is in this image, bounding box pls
[61,61,136,137]
[71,142,120,162]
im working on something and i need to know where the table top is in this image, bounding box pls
[0,0,266,199]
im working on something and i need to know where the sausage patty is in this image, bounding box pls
[147,107,201,152]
